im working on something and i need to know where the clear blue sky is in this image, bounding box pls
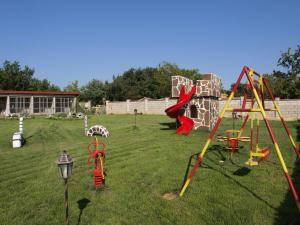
[0,0,299,89]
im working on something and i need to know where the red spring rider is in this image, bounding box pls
[87,138,106,189]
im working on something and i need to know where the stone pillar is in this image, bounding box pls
[72,97,77,113]
[29,96,34,114]
[84,115,88,136]
[105,101,110,114]
[165,97,169,109]
[126,99,130,113]
[144,98,148,113]
[52,97,56,114]
[240,96,244,107]
[5,96,10,115]
[275,97,280,119]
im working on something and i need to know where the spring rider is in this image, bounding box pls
[87,137,106,189]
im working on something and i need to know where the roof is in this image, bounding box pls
[0,90,80,96]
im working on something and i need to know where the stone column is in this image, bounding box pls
[84,115,88,136]
[165,97,169,109]
[275,97,280,119]
[72,97,77,113]
[29,96,34,114]
[5,96,10,115]
[240,96,244,107]
[144,98,148,114]
[126,99,130,113]
[105,101,110,114]
[52,97,56,114]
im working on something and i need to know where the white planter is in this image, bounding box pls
[12,132,24,148]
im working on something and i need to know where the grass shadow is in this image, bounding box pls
[232,167,251,176]
[179,144,275,210]
[159,122,177,131]
[202,156,276,210]
[273,160,300,225]
[179,145,233,190]
[76,198,91,225]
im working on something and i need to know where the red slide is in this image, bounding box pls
[165,85,196,135]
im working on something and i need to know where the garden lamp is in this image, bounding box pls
[56,150,73,225]
[56,150,73,179]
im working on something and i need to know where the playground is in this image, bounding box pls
[0,114,299,225]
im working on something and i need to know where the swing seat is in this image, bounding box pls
[226,138,239,152]
[258,147,270,161]
[246,147,270,166]
[245,158,259,166]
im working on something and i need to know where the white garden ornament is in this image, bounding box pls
[86,125,109,138]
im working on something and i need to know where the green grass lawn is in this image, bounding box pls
[0,115,300,225]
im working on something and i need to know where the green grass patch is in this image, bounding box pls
[0,115,299,225]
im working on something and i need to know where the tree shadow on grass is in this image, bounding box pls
[179,144,276,210]
[274,122,300,225]
[273,160,300,225]
[76,198,91,225]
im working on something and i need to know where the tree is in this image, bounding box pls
[64,80,80,92]
[29,78,60,91]
[278,46,300,80]
[0,61,34,90]
[227,83,248,97]
[226,46,300,99]
[0,61,60,91]
[80,79,108,105]
[266,46,300,99]
[106,62,203,101]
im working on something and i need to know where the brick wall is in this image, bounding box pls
[106,98,300,121]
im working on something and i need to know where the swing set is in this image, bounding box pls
[179,66,300,210]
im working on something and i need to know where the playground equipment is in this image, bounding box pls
[178,66,300,210]
[165,86,196,134]
[87,137,106,189]
[12,117,25,148]
[217,129,250,153]
[245,116,270,165]
[170,74,221,131]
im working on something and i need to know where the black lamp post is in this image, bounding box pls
[134,109,137,129]
[56,150,73,225]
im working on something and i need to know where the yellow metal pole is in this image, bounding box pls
[250,116,253,160]
[179,91,236,197]
[246,68,300,209]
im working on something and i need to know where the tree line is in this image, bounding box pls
[1,46,299,105]
[0,61,60,91]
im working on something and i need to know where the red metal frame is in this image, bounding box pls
[87,139,106,188]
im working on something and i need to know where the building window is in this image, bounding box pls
[10,97,30,113]
[33,97,53,113]
[190,105,198,118]
[56,97,73,113]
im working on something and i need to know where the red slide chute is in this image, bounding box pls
[165,85,196,135]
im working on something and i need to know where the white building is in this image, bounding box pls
[0,90,80,115]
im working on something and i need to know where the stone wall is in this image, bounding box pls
[106,98,177,115]
[219,97,300,121]
[106,98,300,121]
